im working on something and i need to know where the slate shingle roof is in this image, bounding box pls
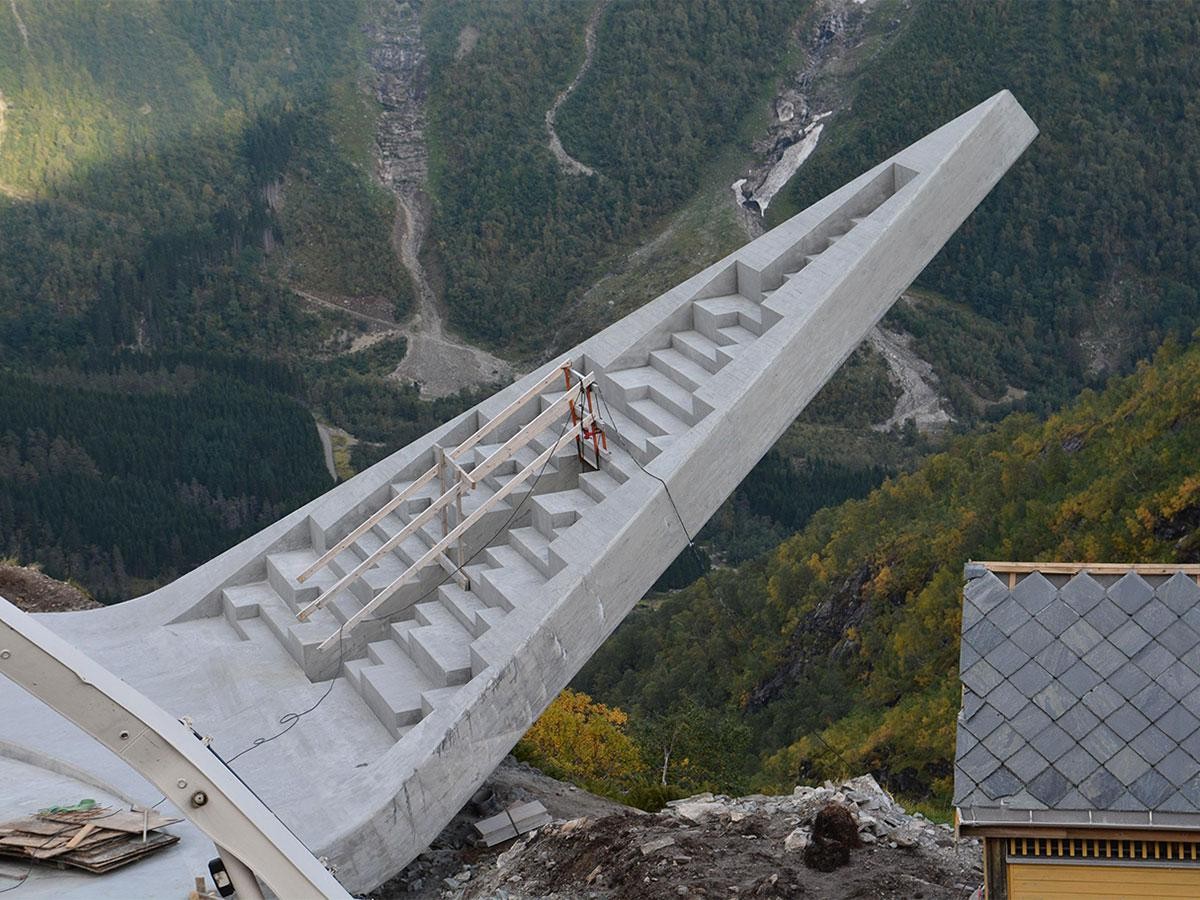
[955,565,1200,824]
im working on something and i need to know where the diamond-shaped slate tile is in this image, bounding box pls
[1109,571,1154,615]
[986,680,1029,719]
[1108,790,1147,811]
[1057,704,1100,741]
[985,722,1025,762]
[1106,705,1152,742]
[1012,572,1057,613]
[1029,722,1075,762]
[1179,728,1200,762]
[1132,640,1176,679]
[1157,705,1200,742]
[1054,747,1100,784]
[1183,689,1200,720]
[980,766,1022,800]
[964,703,1005,741]
[1081,684,1124,720]
[1158,748,1200,787]
[1129,769,1174,808]
[1109,620,1153,657]
[1157,790,1197,813]
[1035,641,1078,678]
[1106,746,1151,787]
[1006,744,1050,782]
[963,619,1007,656]
[989,597,1031,636]
[962,659,1005,696]
[1033,682,1078,720]
[1079,767,1125,807]
[961,690,984,721]
[958,637,981,673]
[1162,660,1200,701]
[1085,598,1127,637]
[1028,767,1072,806]
[1182,606,1200,636]
[1061,619,1104,657]
[964,571,1011,612]
[1180,772,1200,808]
[958,742,1002,782]
[1129,724,1174,766]
[1061,573,1105,614]
[1158,620,1200,659]
[1131,684,1176,721]
[1081,640,1125,678]
[1010,660,1053,697]
[961,598,984,632]
[989,640,1031,678]
[1037,599,1080,637]
[1108,661,1152,700]
[1011,618,1054,656]
[1055,789,1090,810]
[1137,599,1177,637]
[1011,704,1053,741]
[1079,723,1124,763]
[1058,660,1102,698]
[1160,571,1200,615]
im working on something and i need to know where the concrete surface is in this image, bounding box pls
[0,92,1035,896]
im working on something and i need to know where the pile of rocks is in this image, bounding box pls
[662,774,960,857]
[425,774,982,900]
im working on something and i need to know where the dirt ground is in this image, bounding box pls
[0,564,100,613]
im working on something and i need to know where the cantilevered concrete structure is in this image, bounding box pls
[0,92,1035,897]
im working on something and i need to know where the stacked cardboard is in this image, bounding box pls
[0,805,180,874]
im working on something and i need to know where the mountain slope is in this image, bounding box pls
[577,335,1200,803]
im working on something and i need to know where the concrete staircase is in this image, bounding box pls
[218,425,632,740]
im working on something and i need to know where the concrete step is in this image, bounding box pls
[671,330,727,374]
[437,584,488,637]
[414,600,458,628]
[693,294,765,338]
[530,488,595,534]
[578,469,624,503]
[475,606,507,635]
[508,526,556,578]
[606,366,696,423]
[266,548,337,610]
[358,641,432,737]
[406,623,473,686]
[596,401,661,464]
[717,324,758,347]
[421,686,462,717]
[476,563,545,612]
[649,347,711,392]
[627,398,688,438]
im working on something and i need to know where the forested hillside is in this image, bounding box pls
[773,0,1200,416]
[422,0,807,349]
[577,336,1200,804]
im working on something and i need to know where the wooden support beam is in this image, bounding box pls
[319,416,593,651]
[298,361,573,585]
[978,561,1200,576]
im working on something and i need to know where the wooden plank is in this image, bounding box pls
[978,561,1200,576]
[64,823,96,850]
[47,808,182,834]
[297,476,465,621]
[468,378,590,487]
[299,362,572,585]
[320,417,591,651]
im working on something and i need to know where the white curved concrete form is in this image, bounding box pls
[0,92,1035,896]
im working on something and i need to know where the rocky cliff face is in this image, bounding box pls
[370,0,428,194]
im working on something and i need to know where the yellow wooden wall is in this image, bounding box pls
[1009,862,1200,898]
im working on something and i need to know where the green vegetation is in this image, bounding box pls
[771,0,1200,416]
[0,352,329,603]
[578,336,1200,805]
[422,0,806,350]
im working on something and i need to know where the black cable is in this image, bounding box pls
[221,409,576,767]
[593,384,709,579]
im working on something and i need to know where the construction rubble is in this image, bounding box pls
[380,769,983,900]
[0,802,179,875]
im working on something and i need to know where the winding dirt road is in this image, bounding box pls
[389,194,512,397]
[545,0,609,176]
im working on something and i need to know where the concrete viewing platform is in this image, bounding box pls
[0,92,1036,896]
